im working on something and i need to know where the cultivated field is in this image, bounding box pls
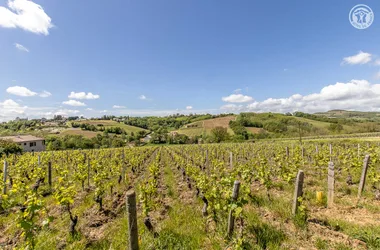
[178,115,236,136]
[60,128,100,138]
[1,142,380,249]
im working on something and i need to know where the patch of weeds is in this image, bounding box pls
[151,228,200,250]
[339,186,352,196]
[272,182,284,191]
[250,194,266,207]
[293,197,308,230]
[334,242,352,250]
[246,213,285,249]
[327,219,380,249]
[354,230,380,249]
[248,223,285,249]
[315,237,328,250]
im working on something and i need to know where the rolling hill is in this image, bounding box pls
[177,115,236,136]
[60,120,148,138]
[315,110,380,121]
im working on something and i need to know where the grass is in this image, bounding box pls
[245,212,286,249]
[72,120,148,134]
[325,219,380,249]
[2,144,380,249]
[178,116,236,136]
[60,128,100,138]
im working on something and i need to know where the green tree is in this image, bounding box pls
[0,139,23,156]
[211,126,229,143]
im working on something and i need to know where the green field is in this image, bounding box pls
[70,120,148,134]
[177,116,236,137]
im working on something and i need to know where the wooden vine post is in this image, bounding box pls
[357,155,370,200]
[292,170,304,215]
[327,162,334,207]
[329,144,332,161]
[229,152,233,168]
[3,160,7,195]
[357,144,360,159]
[87,158,91,187]
[286,147,289,158]
[48,162,52,188]
[227,180,240,238]
[205,150,209,168]
[122,150,126,183]
[126,190,139,250]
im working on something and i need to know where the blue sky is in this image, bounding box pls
[1,0,380,120]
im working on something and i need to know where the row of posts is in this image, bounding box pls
[292,154,371,214]
[1,150,373,250]
[2,157,53,195]
[125,179,241,250]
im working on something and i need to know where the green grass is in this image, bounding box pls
[325,219,380,249]
[70,120,148,134]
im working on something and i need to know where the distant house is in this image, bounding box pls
[0,135,46,152]
[169,131,178,137]
[141,134,152,143]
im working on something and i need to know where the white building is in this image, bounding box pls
[0,135,46,152]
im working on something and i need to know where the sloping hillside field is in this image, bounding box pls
[178,115,236,136]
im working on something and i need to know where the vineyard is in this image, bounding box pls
[1,142,380,249]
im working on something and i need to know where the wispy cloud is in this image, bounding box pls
[39,90,51,97]
[7,86,51,97]
[14,43,29,52]
[222,94,254,103]
[0,0,54,35]
[186,106,193,110]
[7,86,37,96]
[139,95,147,100]
[341,51,372,65]
[113,105,126,109]
[68,91,100,100]
[62,100,86,106]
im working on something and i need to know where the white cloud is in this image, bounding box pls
[113,105,126,109]
[222,94,254,103]
[62,100,86,107]
[0,0,53,35]
[14,43,28,52]
[100,110,108,113]
[186,106,193,110]
[6,86,37,96]
[107,108,218,117]
[39,90,51,97]
[139,95,147,100]
[85,108,93,111]
[221,79,380,113]
[375,59,380,66]
[68,91,100,100]
[342,51,372,65]
[7,86,51,97]
[375,71,380,79]
[0,99,28,121]
[220,104,244,111]
[54,109,80,116]
[233,88,242,93]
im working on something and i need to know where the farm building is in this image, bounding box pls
[0,135,46,152]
